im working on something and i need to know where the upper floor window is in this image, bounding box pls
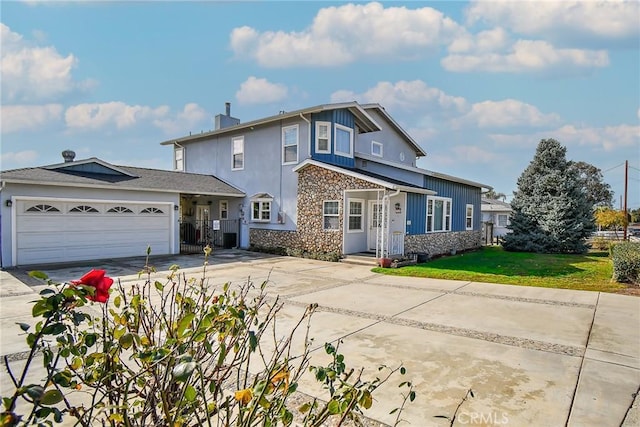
[466,204,474,230]
[219,200,228,219]
[427,197,451,232]
[282,125,299,164]
[497,214,509,227]
[232,136,244,170]
[334,124,353,157]
[315,122,331,154]
[174,146,184,171]
[371,141,383,157]
[323,200,340,231]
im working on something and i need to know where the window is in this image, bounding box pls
[347,199,364,232]
[251,200,271,222]
[174,146,184,171]
[70,205,99,213]
[26,204,60,213]
[315,121,331,153]
[334,124,353,157]
[371,141,383,157]
[108,206,133,213]
[497,214,509,227]
[466,204,473,230]
[426,197,452,232]
[323,201,339,230]
[232,136,244,170]
[141,207,164,214]
[219,200,228,219]
[282,125,299,164]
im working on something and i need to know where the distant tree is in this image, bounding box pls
[570,161,613,208]
[503,139,594,253]
[595,208,626,239]
[482,189,507,201]
[630,208,640,223]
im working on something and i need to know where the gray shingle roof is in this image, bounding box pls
[1,159,245,197]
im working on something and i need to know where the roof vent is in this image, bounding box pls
[61,149,76,163]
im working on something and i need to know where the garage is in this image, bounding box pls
[14,198,172,265]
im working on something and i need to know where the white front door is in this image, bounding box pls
[367,201,383,252]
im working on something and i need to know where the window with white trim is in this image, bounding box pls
[347,199,364,232]
[174,146,184,171]
[334,124,353,157]
[232,136,244,170]
[219,200,228,220]
[282,125,299,164]
[427,197,452,232]
[323,201,339,230]
[371,141,383,157]
[497,214,509,227]
[466,204,473,230]
[315,121,331,153]
[251,199,271,222]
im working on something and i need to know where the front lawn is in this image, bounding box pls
[373,246,629,293]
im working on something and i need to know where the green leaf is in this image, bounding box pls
[298,402,311,413]
[248,330,257,352]
[172,361,197,382]
[400,366,406,375]
[327,399,341,415]
[32,300,50,317]
[119,333,134,349]
[84,333,97,347]
[40,389,64,406]
[29,271,48,280]
[360,391,373,409]
[25,385,45,401]
[154,281,164,291]
[409,391,416,401]
[42,322,66,335]
[113,295,121,308]
[17,322,30,332]
[177,313,196,337]
[184,384,197,402]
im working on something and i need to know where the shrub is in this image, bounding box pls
[1,247,412,426]
[612,242,640,285]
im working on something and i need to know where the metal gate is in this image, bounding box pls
[180,219,239,254]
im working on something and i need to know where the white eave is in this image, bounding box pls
[293,159,436,195]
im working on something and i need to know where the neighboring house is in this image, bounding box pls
[162,101,491,260]
[481,198,513,244]
[0,152,244,267]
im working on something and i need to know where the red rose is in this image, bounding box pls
[71,269,114,303]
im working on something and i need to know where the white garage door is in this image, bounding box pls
[15,199,172,265]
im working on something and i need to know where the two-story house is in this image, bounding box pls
[162,102,491,260]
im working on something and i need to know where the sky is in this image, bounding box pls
[1,1,639,209]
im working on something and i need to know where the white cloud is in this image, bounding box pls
[448,27,510,54]
[331,80,468,116]
[465,1,640,48]
[455,99,561,129]
[0,23,93,102]
[236,76,288,105]
[442,39,609,73]
[1,150,39,167]
[65,102,169,131]
[230,2,464,67]
[1,104,63,133]
[153,103,208,135]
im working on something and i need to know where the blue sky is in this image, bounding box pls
[2,1,639,208]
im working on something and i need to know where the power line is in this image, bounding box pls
[603,163,625,173]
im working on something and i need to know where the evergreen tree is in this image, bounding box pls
[503,139,595,253]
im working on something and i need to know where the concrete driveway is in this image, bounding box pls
[1,250,638,426]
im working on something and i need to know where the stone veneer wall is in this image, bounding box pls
[250,164,383,254]
[405,230,482,257]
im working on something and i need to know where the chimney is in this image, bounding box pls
[214,102,240,130]
[61,149,76,163]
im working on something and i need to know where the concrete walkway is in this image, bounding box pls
[1,250,638,426]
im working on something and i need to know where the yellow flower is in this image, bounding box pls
[234,388,253,405]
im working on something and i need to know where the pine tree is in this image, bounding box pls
[503,139,595,253]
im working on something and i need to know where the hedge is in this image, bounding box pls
[612,242,640,285]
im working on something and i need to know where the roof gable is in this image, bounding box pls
[45,157,137,177]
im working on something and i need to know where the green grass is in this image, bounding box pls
[373,246,627,293]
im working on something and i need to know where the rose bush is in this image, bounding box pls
[1,247,414,426]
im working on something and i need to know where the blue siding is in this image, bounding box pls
[311,109,355,168]
[424,176,482,231]
[406,193,426,234]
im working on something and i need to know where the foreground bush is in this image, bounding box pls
[612,242,640,285]
[1,247,413,426]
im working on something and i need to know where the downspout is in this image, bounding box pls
[381,187,401,258]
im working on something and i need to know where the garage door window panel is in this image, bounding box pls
[141,207,164,214]
[26,204,60,213]
[108,206,134,213]
[70,205,99,213]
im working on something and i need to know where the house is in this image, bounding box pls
[161,101,491,260]
[481,198,513,244]
[0,152,244,267]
